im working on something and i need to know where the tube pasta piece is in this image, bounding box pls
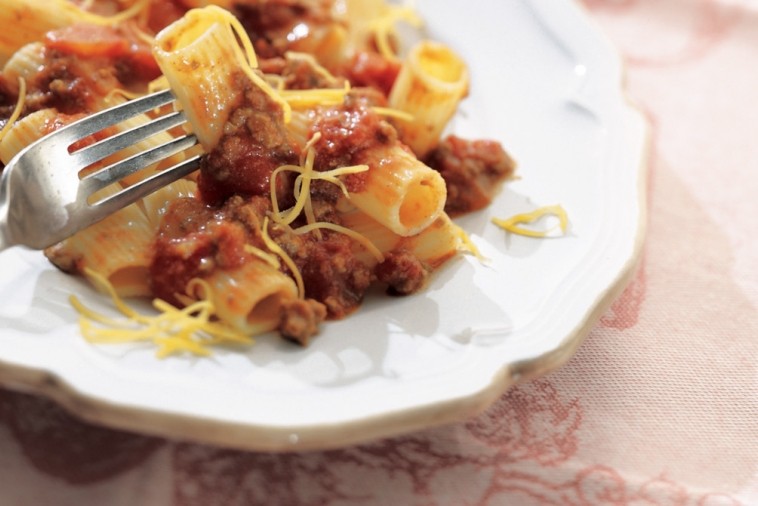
[404,213,464,268]
[340,204,461,268]
[45,200,156,298]
[140,178,198,228]
[102,110,198,188]
[388,41,470,158]
[0,109,57,165]
[152,8,246,150]
[337,203,401,265]
[153,5,290,150]
[201,259,299,335]
[2,43,44,93]
[350,143,446,237]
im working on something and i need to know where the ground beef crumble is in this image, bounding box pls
[279,298,328,345]
[375,250,430,295]
[425,135,517,216]
[198,73,299,206]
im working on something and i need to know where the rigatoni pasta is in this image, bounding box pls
[152,6,290,149]
[201,259,299,336]
[348,143,446,236]
[388,41,470,158]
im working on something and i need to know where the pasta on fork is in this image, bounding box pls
[0,0,516,353]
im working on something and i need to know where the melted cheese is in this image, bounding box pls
[71,269,252,358]
[492,205,569,238]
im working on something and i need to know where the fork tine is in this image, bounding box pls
[91,154,202,215]
[56,89,176,141]
[72,110,189,166]
[80,133,198,196]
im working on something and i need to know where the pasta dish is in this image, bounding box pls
[0,0,516,354]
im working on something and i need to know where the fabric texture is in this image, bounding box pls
[0,0,756,504]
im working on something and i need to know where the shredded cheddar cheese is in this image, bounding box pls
[452,222,485,260]
[279,81,351,109]
[268,133,382,263]
[294,222,385,263]
[271,132,371,225]
[261,217,305,299]
[0,77,26,144]
[70,269,252,358]
[284,51,338,83]
[243,244,281,270]
[368,6,423,61]
[371,106,414,122]
[492,205,569,238]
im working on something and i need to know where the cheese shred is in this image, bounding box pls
[371,106,414,122]
[0,77,26,144]
[492,205,569,238]
[268,133,381,265]
[452,222,485,260]
[294,221,385,263]
[369,6,423,61]
[70,269,252,358]
[261,217,305,299]
[279,82,351,109]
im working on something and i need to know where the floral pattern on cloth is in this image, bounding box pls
[0,0,756,504]
[0,377,747,505]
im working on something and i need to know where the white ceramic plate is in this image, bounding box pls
[0,0,647,451]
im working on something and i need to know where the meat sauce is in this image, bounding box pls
[149,197,254,307]
[311,91,395,193]
[344,51,401,97]
[197,74,299,206]
[425,135,517,216]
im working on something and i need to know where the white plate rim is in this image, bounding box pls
[0,0,649,451]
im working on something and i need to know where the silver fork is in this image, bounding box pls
[0,89,200,251]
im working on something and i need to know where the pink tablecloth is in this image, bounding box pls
[1,1,756,504]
